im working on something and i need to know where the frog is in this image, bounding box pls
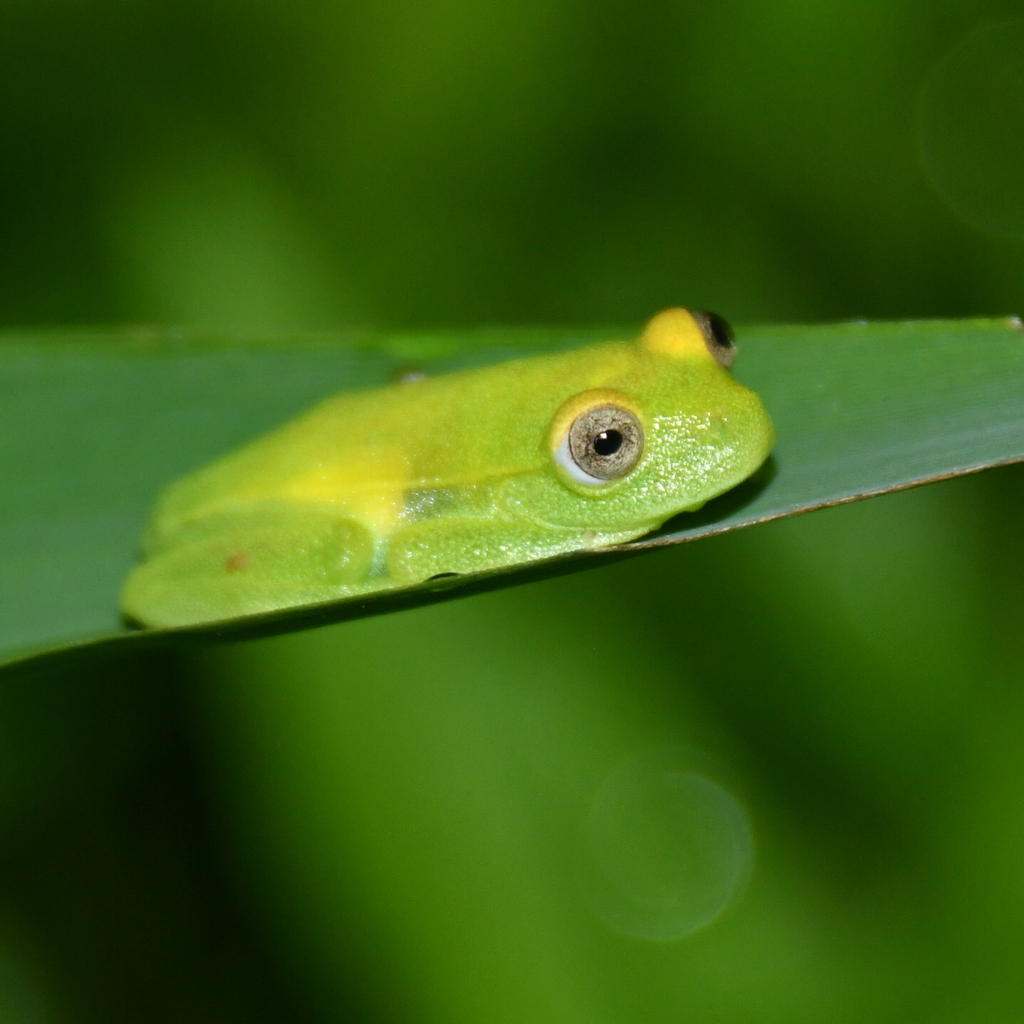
[121,308,775,628]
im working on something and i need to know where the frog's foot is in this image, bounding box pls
[121,505,374,628]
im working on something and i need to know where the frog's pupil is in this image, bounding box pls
[593,429,623,456]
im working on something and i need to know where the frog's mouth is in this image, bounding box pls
[651,455,776,538]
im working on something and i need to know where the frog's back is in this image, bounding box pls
[146,339,638,547]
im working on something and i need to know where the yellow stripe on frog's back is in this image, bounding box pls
[276,451,407,536]
[162,447,410,544]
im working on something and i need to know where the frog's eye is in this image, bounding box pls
[555,404,645,485]
[692,309,736,368]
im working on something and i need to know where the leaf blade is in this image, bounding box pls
[1,317,1021,673]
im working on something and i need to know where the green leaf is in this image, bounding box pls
[2,317,1022,675]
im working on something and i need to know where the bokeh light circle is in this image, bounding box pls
[919,19,1024,238]
[585,747,753,941]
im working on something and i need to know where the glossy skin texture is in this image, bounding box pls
[121,309,775,627]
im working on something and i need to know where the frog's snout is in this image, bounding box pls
[709,396,775,471]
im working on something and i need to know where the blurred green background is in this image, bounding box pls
[3,0,1024,1020]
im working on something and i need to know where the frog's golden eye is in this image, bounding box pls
[555,404,644,485]
[692,309,736,368]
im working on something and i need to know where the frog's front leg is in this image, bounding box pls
[386,517,618,586]
[122,503,375,628]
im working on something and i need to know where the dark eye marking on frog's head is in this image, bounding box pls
[691,309,736,368]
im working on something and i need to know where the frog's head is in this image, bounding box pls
[532,308,774,532]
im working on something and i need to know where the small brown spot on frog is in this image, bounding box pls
[225,551,251,573]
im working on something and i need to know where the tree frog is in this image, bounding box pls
[121,308,774,628]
